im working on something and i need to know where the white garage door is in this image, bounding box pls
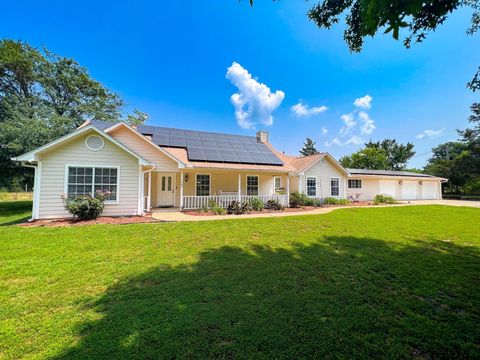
[422,182,438,199]
[402,181,417,200]
[379,180,397,198]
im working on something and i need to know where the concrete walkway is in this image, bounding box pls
[151,200,479,222]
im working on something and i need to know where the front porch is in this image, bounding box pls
[142,169,292,211]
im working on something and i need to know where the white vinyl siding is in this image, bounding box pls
[37,130,139,219]
[302,158,346,199]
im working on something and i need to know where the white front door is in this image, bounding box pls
[157,173,175,207]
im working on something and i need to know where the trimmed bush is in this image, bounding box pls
[323,197,351,206]
[373,194,396,205]
[289,192,308,208]
[226,201,251,215]
[250,197,264,211]
[265,199,284,211]
[62,191,108,220]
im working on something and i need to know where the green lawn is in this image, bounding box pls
[0,202,479,359]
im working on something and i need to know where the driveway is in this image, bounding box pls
[151,199,480,222]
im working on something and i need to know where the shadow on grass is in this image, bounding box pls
[54,236,480,359]
[0,201,32,226]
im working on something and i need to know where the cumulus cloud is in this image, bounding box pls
[226,62,285,129]
[325,96,377,147]
[358,111,375,135]
[321,126,328,135]
[353,95,373,110]
[339,113,356,135]
[291,102,328,117]
[416,128,445,139]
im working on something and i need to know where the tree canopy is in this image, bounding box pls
[0,39,148,190]
[365,139,415,170]
[299,138,320,156]
[339,147,389,170]
[339,139,415,170]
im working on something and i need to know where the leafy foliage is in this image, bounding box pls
[289,192,308,208]
[339,147,390,170]
[226,201,252,215]
[365,139,415,170]
[373,194,396,204]
[323,197,351,205]
[250,197,264,211]
[264,199,284,211]
[0,40,148,190]
[62,191,108,220]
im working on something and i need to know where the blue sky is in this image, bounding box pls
[1,1,479,167]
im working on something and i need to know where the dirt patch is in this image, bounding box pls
[18,215,160,227]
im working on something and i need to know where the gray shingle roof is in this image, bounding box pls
[347,168,436,178]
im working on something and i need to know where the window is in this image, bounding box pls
[348,179,362,189]
[331,178,340,196]
[306,177,316,197]
[274,176,282,192]
[161,176,166,191]
[247,176,259,196]
[196,174,210,196]
[67,166,118,201]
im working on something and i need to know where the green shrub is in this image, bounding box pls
[323,197,351,206]
[265,199,284,211]
[207,199,218,208]
[250,197,264,211]
[226,201,251,215]
[373,194,396,205]
[289,192,308,207]
[211,205,226,215]
[62,191,108,220]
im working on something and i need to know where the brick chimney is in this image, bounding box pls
[256,130,269,143]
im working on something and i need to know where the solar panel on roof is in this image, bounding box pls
[137,124,283,165]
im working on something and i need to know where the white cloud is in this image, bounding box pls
[345,136,364,145]
[226,62,285,129]
[358,111,375,135]
[321,126,328,135]
[416,128,445,139]
[324,137,342,148]
[339,113,356,135]
[291,102,328,117]
[353,95,373,110]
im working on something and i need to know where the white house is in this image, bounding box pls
[14,120,447,219]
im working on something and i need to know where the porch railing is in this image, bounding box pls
[182,195,289,209]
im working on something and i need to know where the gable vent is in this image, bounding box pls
[85,135,104,151]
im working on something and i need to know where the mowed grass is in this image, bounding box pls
[0,202,479,359]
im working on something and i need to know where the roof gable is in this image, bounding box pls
[13,125,151,165]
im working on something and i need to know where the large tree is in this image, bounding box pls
[299,138,320,156]
[365,139,415,170]
[0,40,147,190]
[339,139,415,170]
[339,147,389,170]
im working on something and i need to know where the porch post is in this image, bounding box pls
[286,175,290,198]
[147,171,152,211]
[238,174,241,202]
[299,175,304,194]
[180,172,184,209]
